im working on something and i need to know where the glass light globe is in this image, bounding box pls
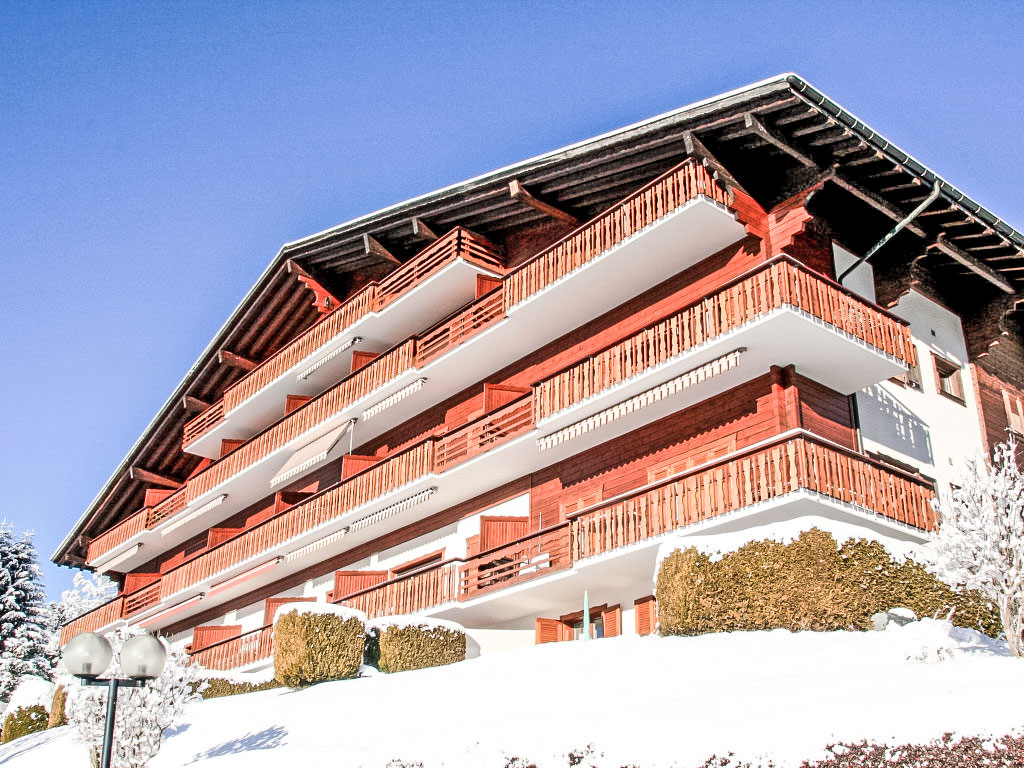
[120,634,167,680]
[63,632,113,678]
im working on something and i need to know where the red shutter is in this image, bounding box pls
[634,595,657,636]
[263,596,315,625]
[350,350,379,372]
[284,394,313,415]
[479,516,530,551]
[123,572,160,593]
[602,605,622,638]
[192,624,242,650]
[207,527,243,547]
[219,439,245,458]
[341,454,379,479]
[535,618,572,644]
[332,570,389,601]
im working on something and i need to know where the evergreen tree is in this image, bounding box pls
[0,523,55,700]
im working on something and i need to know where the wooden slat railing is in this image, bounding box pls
[434,396,535,472]
[504,159,730,310]
[570,433,936,561]
[414,287,505,366]
[147,487,188,527]
[376,228,502,310]
[123,580,161,616]
[59,596,124,645]
[341,562,460,618]
[86,509,149,564]
[459,525,571,598]
[161,440,435,599]
[186,339,417,502]
[183,228,502,448]
[535,257,915,421]
[190,626,273,671]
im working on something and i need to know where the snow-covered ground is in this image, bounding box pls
[2,620,1021,767]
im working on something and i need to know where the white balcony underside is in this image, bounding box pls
[123,309,907,631]
[185,258,500,459]
[97,198,746,572]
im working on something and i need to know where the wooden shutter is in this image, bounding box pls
[192,624,241,650]
[263,596,316,625]
[123,572,160,593]
[350,350,379,372]
[341,454,379,480]
[219,438,245,458]
[284,394,313,415]
[635,596,657,636]
[332,570,389,602]
[479,516,530,551]
[535,618,572,644]
[601,605,622,638]
[207,527,243,548]
[1003,389,1024,434]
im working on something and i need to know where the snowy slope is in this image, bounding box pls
[2,620,1022,768]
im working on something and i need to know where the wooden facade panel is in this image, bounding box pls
[634,596,657,636]
[192,624,242,651]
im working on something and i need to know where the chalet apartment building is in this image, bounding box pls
[54,75,1024,669]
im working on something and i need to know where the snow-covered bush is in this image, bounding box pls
[200,676,281,699]
[0,704,47,743]
[932,437,1024,656]
[0,524,56,700]
[63,628,205,768]
[369,617,466,673]
[55,572,117,626]
[656,528,999,636]
[273,604,366,686]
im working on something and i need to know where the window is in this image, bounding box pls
[1003,389,1024,435]
[932,355,965,404]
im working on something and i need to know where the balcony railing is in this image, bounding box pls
[190,625,274,672]
[182,228,502,447]
[504,159,730,310]
[535,256,914,422]
[415,287,505,366]
[87,488,187,566]
[183,431,935,671]
[59,596,124,646]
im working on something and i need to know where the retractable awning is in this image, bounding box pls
[270,421,353,488]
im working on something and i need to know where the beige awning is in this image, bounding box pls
[270,421,353,488]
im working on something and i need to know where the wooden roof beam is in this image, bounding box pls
[508,179,579,225]
[287,259,340,314]
[363,233,401,266]
[181,395,210,413]
[744,113,816,167]
[129,465,181,489]
[683,131,747,197]
[932,235,1015,295]
[409,217,440,244]
[218,349,258,371]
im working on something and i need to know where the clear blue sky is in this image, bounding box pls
[2,1,1022,600]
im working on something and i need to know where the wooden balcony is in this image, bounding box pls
[58,596,124,646]
[87,487,186,568]
[182,228,502,450]
[504,159,730,310]
[535,257,915,422]
[183,431,935,671]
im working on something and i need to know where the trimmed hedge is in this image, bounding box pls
[274,607,366,686]
[374,621,466,674]
[1,705,48,744]
[201,678,282,699]
[656,528,1001,637]
[47,685,67,729]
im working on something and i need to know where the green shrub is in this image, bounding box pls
[273,606,366,686]
[47,685,67,729]
[1,705,48,743]
[656,528,1001,637]
[374,619,467,674]
[201,677,282,699]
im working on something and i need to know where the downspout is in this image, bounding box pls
[837,182,941,284]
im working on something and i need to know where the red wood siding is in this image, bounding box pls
[478,516,530,552]
[191,624,241,651]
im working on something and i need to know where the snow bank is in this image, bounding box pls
[3,621,1021,768]
[271,602,366,625]
[2,676,53,718]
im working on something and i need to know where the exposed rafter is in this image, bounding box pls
[287,259,339,314]
[129,466,181,489]
[932,236,1015,295]
[508,179,579,225]
[218,350,258,371]
[409,217,440,244]
[744,113,816,167]
[363,233,401,266]
[181,395,210,413]
[683,131,746,197]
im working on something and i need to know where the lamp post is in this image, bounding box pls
[62,632,167,768]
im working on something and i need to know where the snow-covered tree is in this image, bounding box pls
[63,628,205,768]
[0,524,56,700]
[55,571,118,627]
[932,437,1024,657]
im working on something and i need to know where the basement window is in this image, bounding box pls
[933,355,965,404]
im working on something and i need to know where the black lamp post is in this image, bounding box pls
[62,632,167,768]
